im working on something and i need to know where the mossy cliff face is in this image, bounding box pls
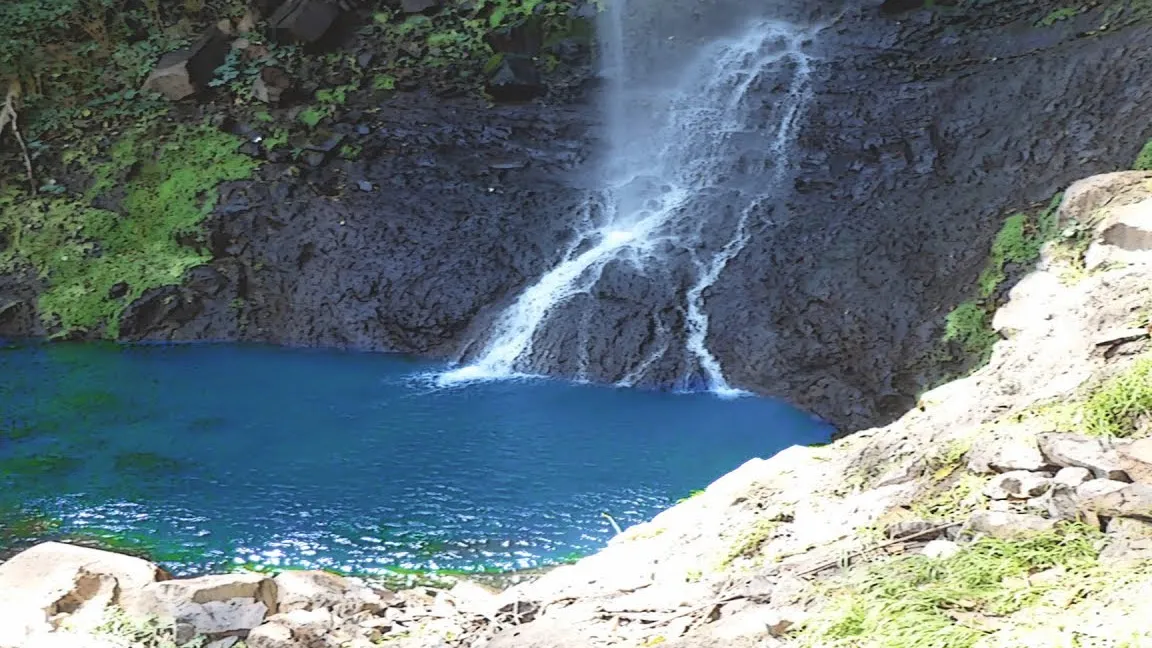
[0,125,257,337]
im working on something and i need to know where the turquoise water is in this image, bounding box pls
[0,342,831,577]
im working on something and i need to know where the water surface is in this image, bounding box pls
[0,342,831,577]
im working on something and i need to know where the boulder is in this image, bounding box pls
[245,621,292,648]
[485,54,544,103]
[252,66,291,104]
[269,0,340,43]
[1084,195,1152,270]
[273,570,388,617]
[248,608,359,648]
[1100,517,1152,565]
[967,511,1057,539]
[1075,478,1132,503]
[122,573,276,636]
[1053,466,1093,487]
[1030,482,1080,520]
[1037,433,1129,480]
[982,470,1052,500]
[1079,482,1152,518]
[447,580,501,618]
[143,27,231,100]
[922,539,961,559]
[967,428,1048,473]
[0,542,166,643]
[1120,438,1152,485]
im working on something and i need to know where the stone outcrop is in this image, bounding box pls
[142,27,232,100]
[0,542,167,646]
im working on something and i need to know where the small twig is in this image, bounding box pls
[0,80,35,193]
[795,521,962,578]
[601,512,623,535]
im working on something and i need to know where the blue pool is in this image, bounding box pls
[0,342,831,578]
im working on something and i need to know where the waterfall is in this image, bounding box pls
[438,17,815,392]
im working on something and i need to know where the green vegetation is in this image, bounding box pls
[1134,138,1152,171]
[97,607,211,648]
[941,194,1063,364]
[1082,357,1152,438]
[800,526,1102,648]
[676,489,706,503]
[1,123,256,336]
[911,473,983,523]
[922,438,972,481]
[1037,6,1080,26]
[718,518,778,569]
[943,302,998,363]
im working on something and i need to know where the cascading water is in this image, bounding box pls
[439,15,816,393]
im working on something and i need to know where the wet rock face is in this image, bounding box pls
[708,6,1152,429]
[118,93,595,358]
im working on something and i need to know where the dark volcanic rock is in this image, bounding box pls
[268,0,340,43]
[142,27,231,100]
[486,55,546,103]
[117,93,593,356]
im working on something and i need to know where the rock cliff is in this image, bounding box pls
[8,169,1152,648]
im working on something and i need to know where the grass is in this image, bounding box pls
[910,473,984,523]
[799,525,1102,648]
[942,194,1063,365]
[922,438,973,482]
[1082,357,1152,438]
[0,123,256,336]
[718,519,779,569]
[1134,139,1152,171]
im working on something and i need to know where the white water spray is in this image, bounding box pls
[439,20,815,391]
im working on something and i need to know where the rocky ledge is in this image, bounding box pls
[10,169,1152,647]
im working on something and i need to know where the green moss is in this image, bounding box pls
[800,526,1101,648]
[1082,357,1152,438]
[943,301,997,362]
[719,519,779,569]
[1036,6,1080,26]
[1134,139,1152,171]
[0,124,256,336]
[941,194,1063,366]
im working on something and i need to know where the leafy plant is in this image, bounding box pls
[800,526,1102,648]
[298,107,325,128]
